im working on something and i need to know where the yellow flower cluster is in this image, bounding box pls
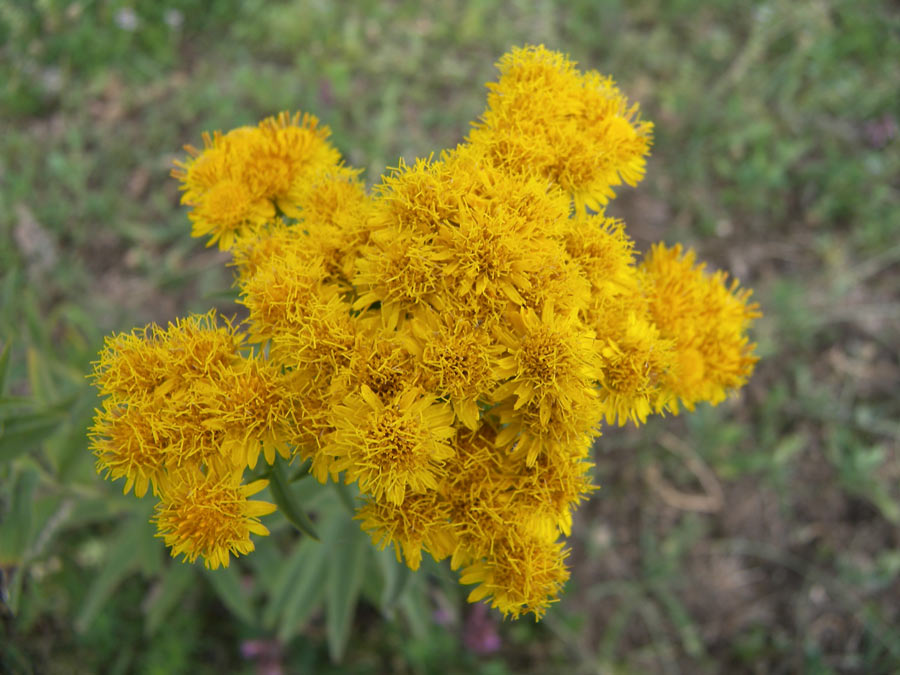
[468,45,654,212]
[171,111,348,250]
[89,46,760,617]
[89,313,289,568]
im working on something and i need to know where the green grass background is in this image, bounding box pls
[1,1,899,673]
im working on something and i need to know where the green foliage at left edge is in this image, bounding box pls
[0,340,11,394]
[0,466,38,566]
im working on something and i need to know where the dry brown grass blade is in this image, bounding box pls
[644,432,724,513]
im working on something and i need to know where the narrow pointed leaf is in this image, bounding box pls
[655,585,706,658]
[26,348,54,405]
[276,538,330,642]
[204,563,256,625]
[326,515,366,662]
[0,468,39,565]
[144,562,197,636]
[398,576,430,640]
[264,537,316,628]
[375,547,411,615]
[0,341,11,395]
[331,479,358,515]
[75,514,148,632]
[0,415,63,463]
[289,458,313,482]
[268,457,319,540]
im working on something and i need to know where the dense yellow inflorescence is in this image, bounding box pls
[88,46,760,617]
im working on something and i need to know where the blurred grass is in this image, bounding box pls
[1,0,899,673]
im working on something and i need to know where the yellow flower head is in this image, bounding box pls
[556,212,637,300]
[330,326,420,404]
[372,145,570,236]
[172,127,256,205]
[154,464,276,570]
[404,310,504,430]
[160,312,245,380]
[286,168,372,284]
[269,294,361,382]
[246,111,343,217]
[188,178,276,251]
[356,491,457,570]
[468,44,653,211]
[198,357,298,470]
[442,425,520,564]
[90,401,168,498]
[494,306,599,414]
[232,218,364,293]
[512,442,596,538]
[290,166,368,227]
[91,332,167,401]
[324,385,455,505]
[492,305,602,464]
[494,397,603,474]
[460,527,570,620]
[372,153,477,236]
[597,311,675,426]
[432,195,553,314]
[513,241,592,319]
[353,230,447,330]
[90,311,303,491]
[173,112,343,249]
[230,220,301,283]
[362,146,578,324]
[90,311,243,398]
[239,250,340,340]
[173,127,275,250]
[641,243,761,412]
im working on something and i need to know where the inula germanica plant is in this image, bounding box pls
[88,45,760,619]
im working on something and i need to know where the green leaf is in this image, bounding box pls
[331,479,358,515]
[75,513,149,632]
[0,393,77,465]
[275,538,330,642]
[26,347,54,405]
[0,340,11,395]
[136,517,164,577]
[6,563,26,616]
[326,515,366,663]
[0,394,76,423]
[398,576,430,640]
[45,386,95,478]
[0,396,32,410]
[0,269,19,333]
[26,494,70,561]
[201,287,241,303]
[144,562,197,636]
[375,546,411,616]
[289,457,313,482]
[264,536,316,629]
[654,585,706,659]
[0,414,63,463]
[204,563,256,625]
[53,416,93,483]
[268,456,319,540]
[23,298,51,358]
[0,467,39,565]
[246,535,282,596]
[64,496,132,530]
[773,432,806,466]
[600,595,638,662]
